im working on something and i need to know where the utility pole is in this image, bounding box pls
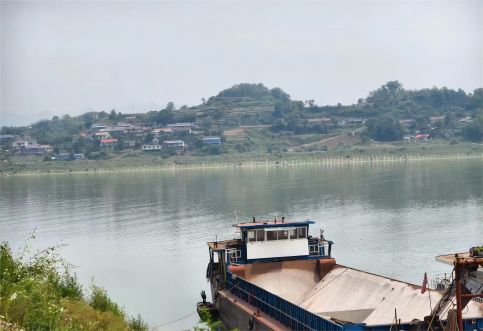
[454,254,463,331]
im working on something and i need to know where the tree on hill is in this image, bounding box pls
[273,100,293,117]
[165,102,176,112]
[470,88,483,111]
[366,117,404,141]
[30,115,85,147]
[216,83,272,99]
[155,109,173,126]
[271,87,290,102]
[462,110,483,142]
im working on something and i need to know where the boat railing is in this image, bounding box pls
[226,247,243,263]
[226,271,348,331]
[431,272,453,291]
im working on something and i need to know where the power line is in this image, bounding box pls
[151,284,237,330]
[151,311,197,330]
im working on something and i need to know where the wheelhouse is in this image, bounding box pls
[207,219,333,265]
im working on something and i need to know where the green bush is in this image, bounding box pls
[128,314,149,331]
[89,285,125,318]
[0,239,148,331]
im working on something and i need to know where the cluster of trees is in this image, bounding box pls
[271,97,331,134]
[462,110,483,142]
[310,81,482,119]
[213,83,292,104]
[361,82,482,142]
[365,117,404,141]
[144,102,196,127]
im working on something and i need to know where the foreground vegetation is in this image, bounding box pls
[0,237,148,331]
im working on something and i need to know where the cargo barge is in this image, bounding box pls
[202,218,483,330]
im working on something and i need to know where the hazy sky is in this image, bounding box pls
[1,0,482,126]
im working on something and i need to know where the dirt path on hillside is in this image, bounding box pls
[296,132,363,149]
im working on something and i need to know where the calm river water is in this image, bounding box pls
[1,159,482,329]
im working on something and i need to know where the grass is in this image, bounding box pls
[0,237,149,331]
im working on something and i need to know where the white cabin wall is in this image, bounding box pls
[246,238,309,260]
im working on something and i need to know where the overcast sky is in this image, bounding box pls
[1,0,482,126]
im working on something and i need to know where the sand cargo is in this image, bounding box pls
[201,219,483,330]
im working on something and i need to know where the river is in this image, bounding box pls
[1,159,482,329]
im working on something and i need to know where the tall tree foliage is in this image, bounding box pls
[366,117,404,141]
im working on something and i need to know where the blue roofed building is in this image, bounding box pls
[202,136,221,145]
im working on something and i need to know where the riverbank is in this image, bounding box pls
[1,141,482,176]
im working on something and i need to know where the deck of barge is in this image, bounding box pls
[229,259,483,326]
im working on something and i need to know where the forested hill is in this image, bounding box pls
[1,81,482,158]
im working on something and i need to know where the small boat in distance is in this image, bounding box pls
[202,218,483,330]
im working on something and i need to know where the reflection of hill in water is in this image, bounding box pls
[187,159,483,214]
[1,159,482,217]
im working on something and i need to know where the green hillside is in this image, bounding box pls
[1,81,482,172]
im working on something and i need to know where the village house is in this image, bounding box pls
[51,153,84,161]
[123,140,137,148]
[307,117,332,124]
[152,128,173,137]
[459,116,473,124]
[333,117,365,126]
[202,136,221,145]
[399,119,416,127]
[123,116,136,123]
[415,134,430,141]
[163,140,185,149]
[12,139,30,150]
[403,135,413,142]
[167,123,198,134]
[94,132,111,140]
[104,126,126,135]
[90,124,107,131]
[345,118,365,125]
[117,123,144,133]
[99,138,118,148]
[52,153,72,161]
[142,144,162,151]
[429,116,445,123]
[20,143,53,156]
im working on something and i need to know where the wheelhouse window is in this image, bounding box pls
[254,227,308,241]
[266,230,278,241]
[248,229,265,242]
[297,227,307,238]
[278,229,288,240]
[247,230,256,242]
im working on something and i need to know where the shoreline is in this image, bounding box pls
[2,152,482,177]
